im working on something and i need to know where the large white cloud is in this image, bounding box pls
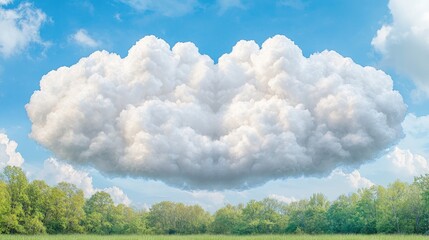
[27,35,406,190]
[0,133,24,170]
[372,0,429,95]
[0,2,47,57]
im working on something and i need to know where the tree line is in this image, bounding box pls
[1,165,429,235]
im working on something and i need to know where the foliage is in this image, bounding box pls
[2,166,429,235]
[147,201,211,234]
[211,204,242,234]
[0,234,428,239]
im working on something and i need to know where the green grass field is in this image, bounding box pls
[0,235,427,240]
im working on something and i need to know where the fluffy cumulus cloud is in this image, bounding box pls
[71,29,99,48]
[388,147,429,176]
[27,35,406,190]
[40,158,131,206]
[103,186,132,206]
[0,133,24,170]
[0,1,46,57]
[329,169,374,189]
[357,113,429,184]
[119,0,197,17]
[372,0,429,95]
[40,158,94,196]
[384,114,429,177]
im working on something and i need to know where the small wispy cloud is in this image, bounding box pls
[71,29,99,48]
[114,13,122,21]
[0,0,12,6]
[278,0,306,9]
[0,2,47,57]
[119,0,198,17]
[217,0,244,14]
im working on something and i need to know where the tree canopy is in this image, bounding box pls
[1,166,429,235]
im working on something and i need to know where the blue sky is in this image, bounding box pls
[1,0,429,211]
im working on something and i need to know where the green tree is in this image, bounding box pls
[415,174,429,208]
[84,191,114,234]
[238,199,287,234]
[286,193,330,234]
[25,180,50,234]
[44,186,67,233]
[401,183,426,233]
[211,204,243,234]
[180,204,212,234]
[376,181,410,233]
[23,215,46,234]
[148,201,211,234]
[109,204,128,234]
[327,194,359,233]
[148,201,180,234]
[285,199,308,234]
[126,210,151,234]
[56,182,85,233]
[2,166,29,233]
[355,187,378,234]
[0,181,11,233]
[304,193,330,234]
[414,174,429,233]
[26,180,50,218]
[240,200,266,234]
[109,204,150,234]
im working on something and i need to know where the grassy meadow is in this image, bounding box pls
[0,235,427,240]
